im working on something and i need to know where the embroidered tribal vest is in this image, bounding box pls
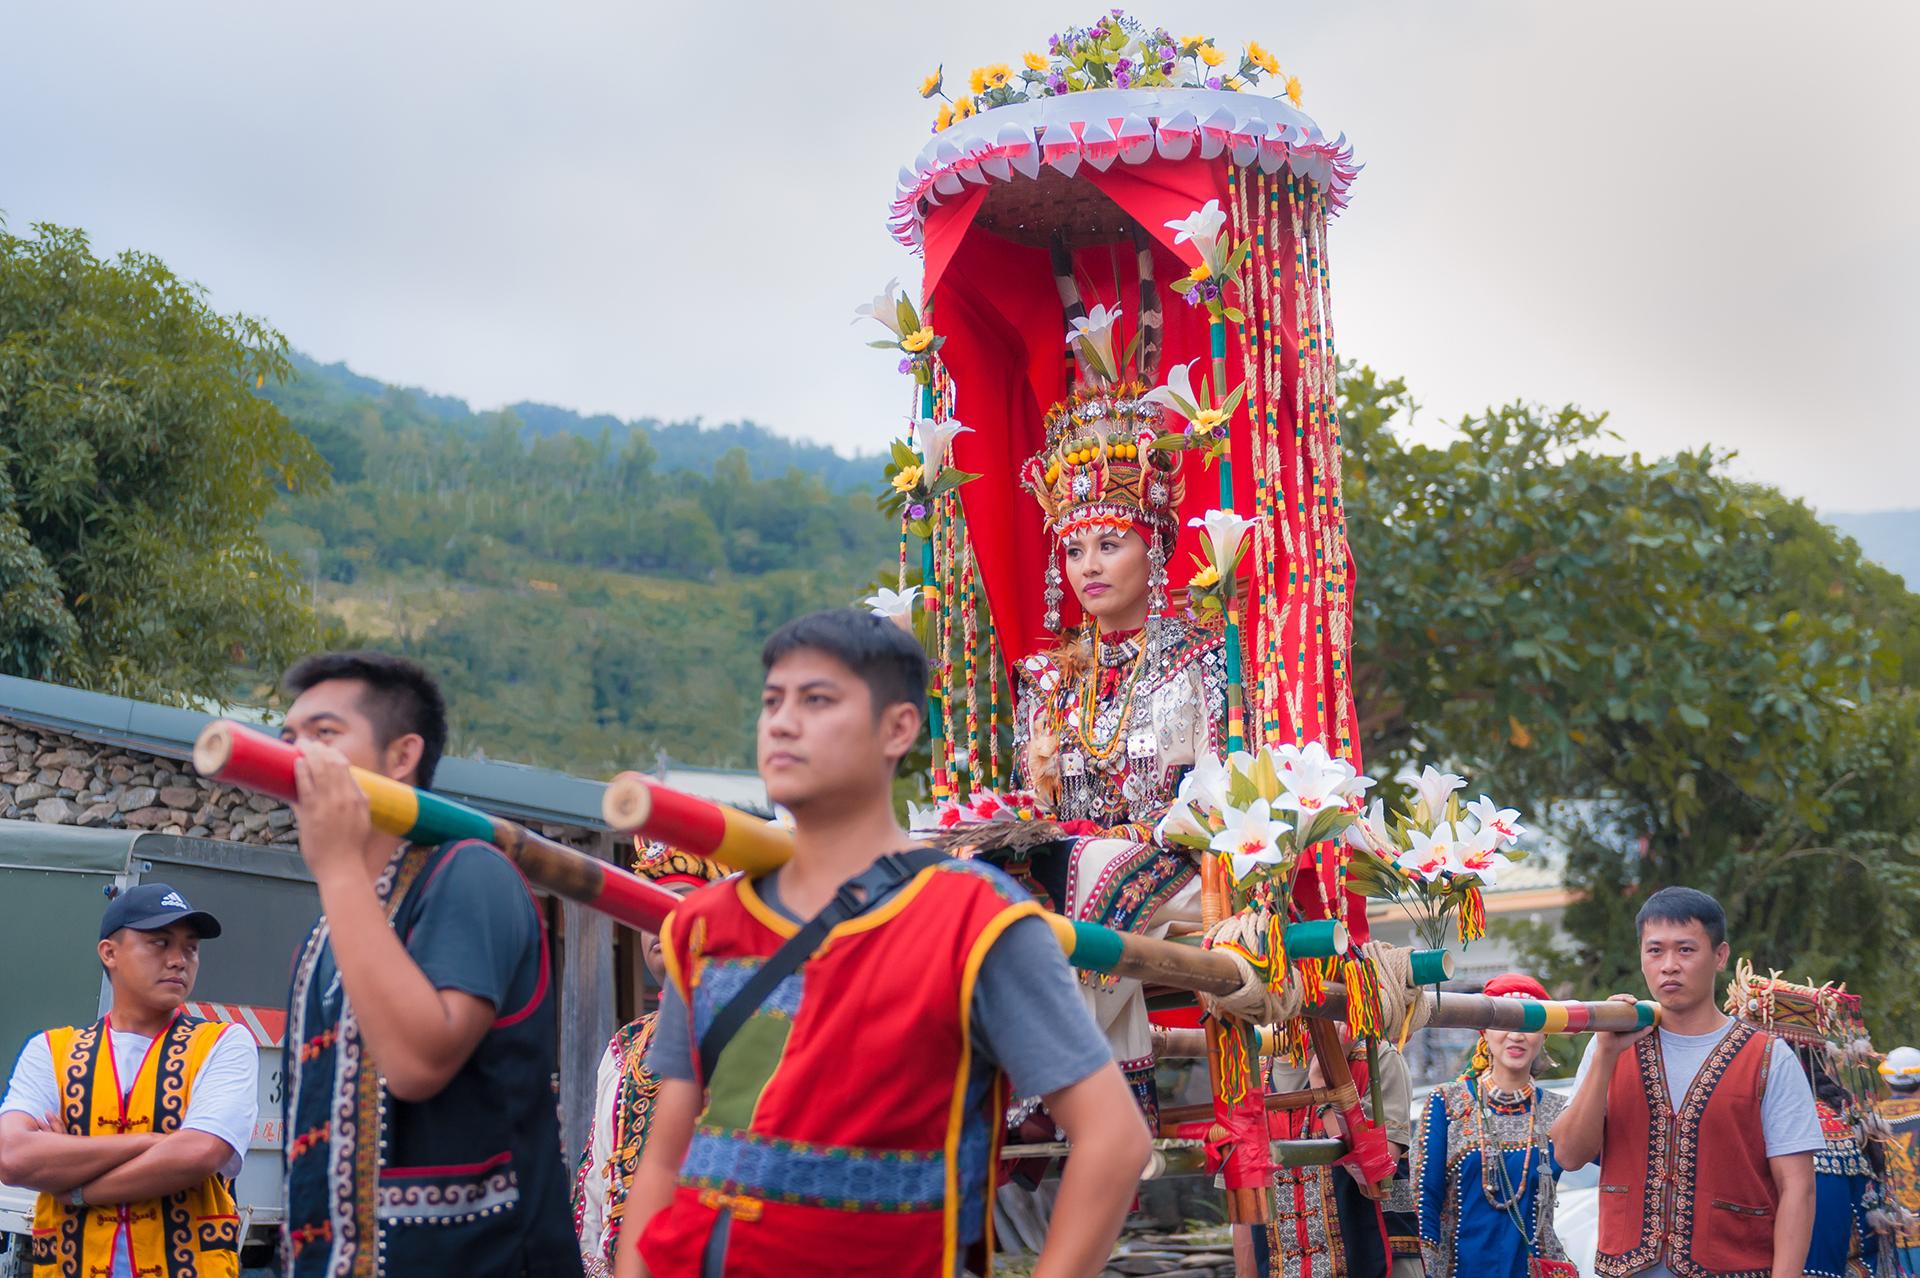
[1881,1096,1920,1253]
[637,859,1040,1278]
[1597,1022,1775,1278]
[30,1013,239,1278]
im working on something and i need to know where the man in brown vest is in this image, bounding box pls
[1551,886,1820,1278]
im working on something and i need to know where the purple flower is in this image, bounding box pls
[1115,70,1131,89]
[1159,43,1175,60]
[1163,60,1176,75]
[1182,290,1201,308]
[1203,282,1220,301]
[1047,73,1068,94]
[908,502,928,519]
[1206,76,1222,91]
[1049,33,1061,53]
[1115,57,1132,72]
[1111,6,1124,17]
[897,358,913,374]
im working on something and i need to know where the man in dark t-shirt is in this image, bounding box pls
[276,651,581,1278]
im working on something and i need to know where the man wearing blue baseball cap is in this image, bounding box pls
[0,882,259,1277]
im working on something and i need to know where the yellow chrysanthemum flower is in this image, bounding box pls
[892,464,924,492]
[968,66,989,95]
[934,102,954,131]
[1192,407,1229,436]
[919,67,943,98]
[954,97,977,120]
[1184,263,1212,285]
[1180,34,1206,53]
[900,327,937,353]
[984,63,1012,89]
[1247,41,1280,76]
[1199,44,1225,68]
[1023,50,1048,73]
[1189,562,1221,590]
[1286,75,1304,106]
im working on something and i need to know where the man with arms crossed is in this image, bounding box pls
[1552,886,1820,1278]
[619,609,1149,1278]
[0,884,258,1277]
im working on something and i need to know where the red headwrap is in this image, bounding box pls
[1483,972,1549,1001]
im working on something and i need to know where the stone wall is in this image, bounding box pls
[0,717,300,844]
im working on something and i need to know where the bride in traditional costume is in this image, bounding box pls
[1010,385,1228,1116]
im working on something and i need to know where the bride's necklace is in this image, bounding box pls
[1074,623,1150,762]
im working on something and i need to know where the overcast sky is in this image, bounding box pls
[3,1,1913,513]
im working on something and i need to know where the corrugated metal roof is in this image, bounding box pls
[0,673,766,830]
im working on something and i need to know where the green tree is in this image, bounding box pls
[0,221,328,700]
[1341,366,1920,1039]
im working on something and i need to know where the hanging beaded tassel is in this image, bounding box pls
[961,542,980,796]
[987,625,1003,789]
[1458,887,1488,943]
[1341,951,1385,1038]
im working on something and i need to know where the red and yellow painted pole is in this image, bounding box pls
[192,721,680,932]
[601,771,790,876]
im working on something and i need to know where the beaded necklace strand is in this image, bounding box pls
[1073,623,1151,762]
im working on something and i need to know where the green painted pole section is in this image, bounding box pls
[1209,316,1246,756]
[918,377,949,796]
[1284,918,1342,959]
[410,790,499,847]
[1409,950,1452,986]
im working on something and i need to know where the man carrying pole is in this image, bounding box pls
[274,651,581,1278]
[619,609,1148,1278]
[1552,886,1821,1278]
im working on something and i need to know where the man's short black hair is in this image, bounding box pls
[1635,885,1727,947]
[762,609,929,726]
[282,650,449,789]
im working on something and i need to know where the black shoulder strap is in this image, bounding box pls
[695,847,946,1083]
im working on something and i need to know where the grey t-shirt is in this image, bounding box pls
[1573,1017,1824,1278]
[648,860,1113,1101]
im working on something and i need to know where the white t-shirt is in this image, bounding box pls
[2,1018,260,1278]
[1573,1017,1824,1278]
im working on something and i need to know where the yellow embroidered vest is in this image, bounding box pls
[30,1013,240,1278]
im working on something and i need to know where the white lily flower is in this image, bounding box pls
[1274,743,1359,822]
[853,279,905,336]
[1165,200,1229,275]
[1448,839,1505,888]
[1397,764,1467,827]
[1208,799,1293,884]
[1141,359,1203,422]
[862,586,920,623]
[1188,509,1260,576]
[911,417,973,479]
[1465,795,1526,847]
[1066,303,1122,381]
[1345,798,1395,855]
[906,800,943,832]
[1177,751,1234,816]
[1156,796,1211,846]
[1395,823,1460,882]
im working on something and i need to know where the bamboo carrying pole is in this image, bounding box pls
[192,721,682,933]
[196,729,1659,1040]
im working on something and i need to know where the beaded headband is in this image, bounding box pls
[1020,384,1184,540]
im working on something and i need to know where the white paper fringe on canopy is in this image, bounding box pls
[890,87,1361,248]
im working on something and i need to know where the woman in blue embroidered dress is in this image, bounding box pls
[1416,972,1569,1278]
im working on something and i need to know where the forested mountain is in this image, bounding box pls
[270,351,887,490]
[260,354,896,773]
[1827,509,1919,589]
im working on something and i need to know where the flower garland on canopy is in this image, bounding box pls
[921,11,1302,132]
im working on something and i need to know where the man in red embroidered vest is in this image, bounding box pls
[1551,886,1821,1278]
[618,609,1150,1278]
